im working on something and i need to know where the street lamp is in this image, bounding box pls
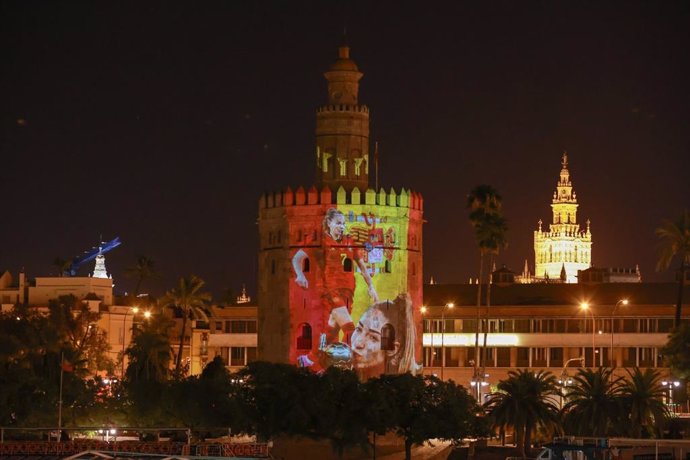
[661,380,681,414]
[580,302,596,367]
[609,299,629,368]
[559,357,585,408]
[441,302,454,381]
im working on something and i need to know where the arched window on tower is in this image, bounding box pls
[343,257,353,272]
[297,323,312,350]
[384,259,392,273]
[303,257,310,273]
[381,324,395,351]
[329,158,337,179]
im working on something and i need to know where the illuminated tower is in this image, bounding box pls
[315,46,370,192]
[258,46,423,378]
[534,153,592,283]
[92,253,111,279]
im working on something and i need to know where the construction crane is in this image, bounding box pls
[63,237,122,277]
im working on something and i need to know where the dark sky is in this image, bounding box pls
[2,1,688,300]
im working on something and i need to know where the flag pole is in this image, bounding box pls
[58,351,64,441]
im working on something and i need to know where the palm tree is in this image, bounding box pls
[561,367,624,436]
[125,256,159,298]
[161,275,212,377]
[619,368,669,438]
[484,369,560,457]
[655,209,690,326]
[467,185,508,390]
[661,323,690,379]
[52,257,71,277]
[125,321,172,383]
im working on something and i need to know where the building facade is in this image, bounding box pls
[421,281,688,402]
[258,46,424,378]
[534,153,592,283]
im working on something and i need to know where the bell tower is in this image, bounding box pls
[315,45,370,192]
[534,153,593,282]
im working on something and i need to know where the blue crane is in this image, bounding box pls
[64,237,122,277]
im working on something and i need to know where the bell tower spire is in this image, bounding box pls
[315,45,370,192]
[533,153,593,283]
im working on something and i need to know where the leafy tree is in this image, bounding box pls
[485,369,560,457]
[234,361,317,441]
[662,323,690,379]
[363,374,477,460]
[125,256,160,297]
[619,368,669,438]
[655,210,690,326]
[0,307,105,428]
[561,367,623,437]
[467,185,508,394]
[48,295,113,374]
[310,367,369,457]
[169,356,237,432]
[161,275,212,377]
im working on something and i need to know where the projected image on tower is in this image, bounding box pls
[291,206,419,378]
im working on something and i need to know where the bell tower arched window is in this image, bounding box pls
[303,257,310,273]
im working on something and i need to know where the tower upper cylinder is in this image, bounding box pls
[315,46,370,192]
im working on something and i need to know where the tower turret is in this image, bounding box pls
[315,45,370,192]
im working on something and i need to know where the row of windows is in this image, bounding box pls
[217,346,257,367]
[422,346,664,369]
[423,317,675,334]
[213,320,257,334]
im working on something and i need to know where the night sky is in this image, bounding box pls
[2,2,688,300]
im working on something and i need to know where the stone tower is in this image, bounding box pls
[534,153,592,283]
[315,45,370,192]
[258,46,424,379]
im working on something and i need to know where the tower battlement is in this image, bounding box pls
[259,185,423,211]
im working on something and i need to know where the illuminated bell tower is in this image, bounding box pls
[315,45,370,192]
[534,153,592,283]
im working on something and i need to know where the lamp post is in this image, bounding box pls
[558,357,585,408]
[661,380,681,414]
[580,303,596,367]
[440,302,454,381]
[420,306,432,369]
[609,299,629,368]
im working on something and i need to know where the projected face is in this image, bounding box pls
[325,210,346,241]
[351,307,389,372]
